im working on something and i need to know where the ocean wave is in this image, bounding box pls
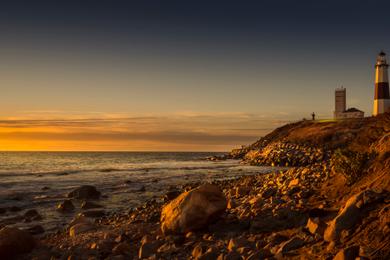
[0,160,240,178]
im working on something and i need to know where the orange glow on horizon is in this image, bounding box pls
[0,113,284,151]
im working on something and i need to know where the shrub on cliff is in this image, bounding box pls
[331,149,374,185]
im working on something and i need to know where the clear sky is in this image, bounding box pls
[1,1,390,151]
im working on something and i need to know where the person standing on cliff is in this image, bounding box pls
[312,112,316,120]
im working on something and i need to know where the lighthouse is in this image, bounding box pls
[373,51,390,115]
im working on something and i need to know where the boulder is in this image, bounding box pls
[306,217,327,236]
[163,190,181,202]
[227,237,250,252]
[69,223,96,237]
[79,210,105,218]
[0,227,35,258]
[266,233,289,247]
[333,245,360,260]
[57,200,75,212]
[261,187,277,199]
[67,185,101,200]
[227,199,237,209]
[81,201,102,210]
[235,186,250,197]
[160,183,227,234]
[192,244,206,258]
[68,215,91,228]
[138,240,162,259]
[23,209,41,219]
[157,242,178,255]
[247,249,272,260]
[112,242,133,256]
[26,225,45,235]
[324,190,380,242]
[276,237,305,254]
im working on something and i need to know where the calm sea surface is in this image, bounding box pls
[0,152,280,231]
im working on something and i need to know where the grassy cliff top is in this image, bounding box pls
[242,112,389,153]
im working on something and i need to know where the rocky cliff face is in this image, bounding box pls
[230,113,390,189]
[234,113,388,155]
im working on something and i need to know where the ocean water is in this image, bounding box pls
[0,152,279,231]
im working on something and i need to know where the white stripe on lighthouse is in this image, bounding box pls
[373,99,390,115]
[375,67,389,83]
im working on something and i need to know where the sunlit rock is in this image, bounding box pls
[69,222,96,237]
[324,189,382,242]
[161,183,227,234]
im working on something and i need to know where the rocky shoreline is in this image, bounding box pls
[4,164,387,259]
[1,115,389,259]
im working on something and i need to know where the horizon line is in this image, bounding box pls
[0,150,229,153]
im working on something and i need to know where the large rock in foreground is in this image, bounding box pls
[160,183,227,234]
[324,189,382,242]
[67,185,101,200]
[0,227,35,258]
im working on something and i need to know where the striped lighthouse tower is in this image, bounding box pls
[373,51,390,116]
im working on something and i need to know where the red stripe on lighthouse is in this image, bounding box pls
[375,82,390,99]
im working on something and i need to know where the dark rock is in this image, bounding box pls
[308,208,333,218]
[306,217,327,236]
[262,187,277,199]
[41,186,50,190]
[112,242,133,256]
[0,227,35,258]
[69,222,96,237]
[217,251,242,260]
[139,240,163,259]
[192,244,206,258]
[235,186,250,197]
[79,210,105,218]
[115,233,130,243]
[227,237,250,251]
[251,209,306,233]
[26,225,45,235]
[137,185,146,192]
[163,190,181,202]
[276,237,305,254]
[333,245,360,260]
[209,219,250,234]
[67,185,101,200]
[81,201,103,210]
[23,209,40,219]
[266,233,289,247]
[247,249,273,259]
[56,200,75,212]
[0,208,5,214]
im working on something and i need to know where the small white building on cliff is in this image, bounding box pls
[333,87,364,119]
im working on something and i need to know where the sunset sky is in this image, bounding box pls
[1,1,390,151]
